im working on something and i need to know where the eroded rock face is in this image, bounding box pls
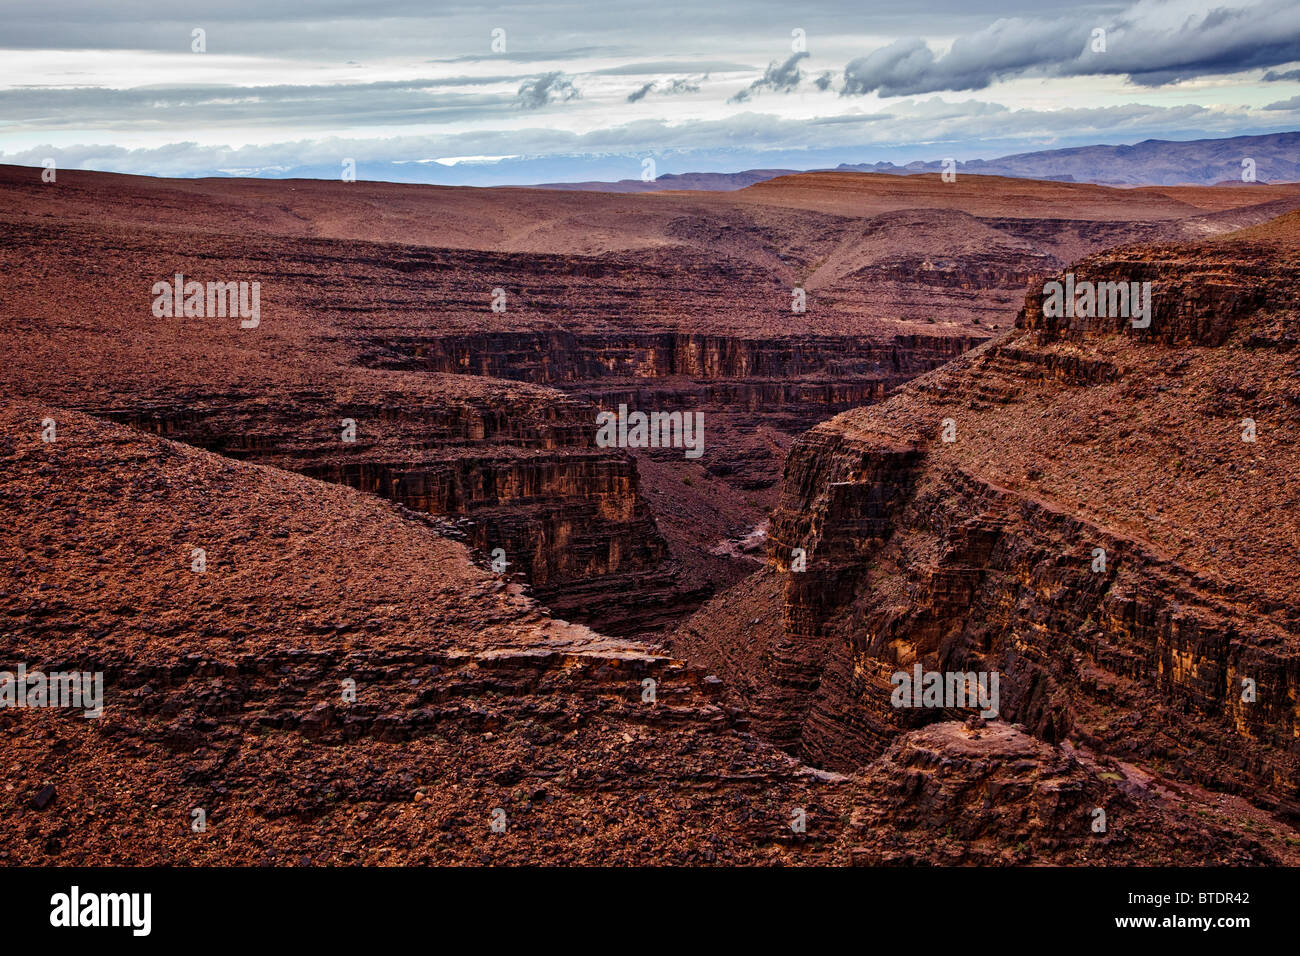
[6,166,1294,636]
[0,404,806,864]
[842,722,1268,866]
[0,213,701,635]
[96,388,680,636]
[1020,245,1292,347]
[7,403,1272,865]
[363,330,984,494]
[6,168,1300,864]
[677,218,1300,836]
[369,330,980,385]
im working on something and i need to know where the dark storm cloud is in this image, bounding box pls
[844,27,1078,97]
[842,0,1300,96]
[514,71,580,109]
[730,51,809,103]
[1262,68,1300,81]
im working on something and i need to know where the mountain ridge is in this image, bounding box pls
[529,130,1300,192]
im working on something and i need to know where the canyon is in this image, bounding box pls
[0,402,1283,864]
[2,164,1299,863]
[673,211,1300,830]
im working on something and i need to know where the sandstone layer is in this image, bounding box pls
[0,403,1280,864]
[6,166,1297,629]
[674,214,1300,841]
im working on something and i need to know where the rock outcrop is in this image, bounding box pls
[7,165,1295,634]
[0,402,1281,864]
[6,167,1300,864]
[677,214,1300,833]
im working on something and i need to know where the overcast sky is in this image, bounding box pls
[2,0,1298,183]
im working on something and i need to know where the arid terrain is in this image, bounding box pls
[2,164,1298,864]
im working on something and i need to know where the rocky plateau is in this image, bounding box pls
[3,165,1299,864]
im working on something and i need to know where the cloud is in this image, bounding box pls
[6,96,1266,183]
[592,61,748,76]
[515,72,580,109]
[730,51,809,103]
[3,0,1296,185]
[842,0,1300,97]
[844,25,1080,97]
[1263,94,1300,109]
[626,76,702,102]
[627,81,656,103]
[0,79,521,134]
[663,76,703,95]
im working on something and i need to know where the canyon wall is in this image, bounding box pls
[684,222,1300,819]
[2,400,1280,864]
[101,389,690,635]
[9,166,1295,643]
[364,329,985,492]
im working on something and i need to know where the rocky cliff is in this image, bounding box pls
[7,165,1300,863]
[101,386,692,635]
[676,214,1300,828]
[1,402,1280,864]
[10,166,1296,638]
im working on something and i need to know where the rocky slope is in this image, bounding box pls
[18,165,1289,626]
[673,213,1300,839]
[5,167,1300,863]
[5,168,1299,629]
[0,212,700,635]
[0,403,1279,864]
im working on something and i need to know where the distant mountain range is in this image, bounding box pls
[531,169,795,192]
[532,131,1300,192]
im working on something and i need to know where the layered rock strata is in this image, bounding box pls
[677,216,1300,827]
[1,402,1281,865]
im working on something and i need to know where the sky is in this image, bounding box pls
[2,0,1299,184]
